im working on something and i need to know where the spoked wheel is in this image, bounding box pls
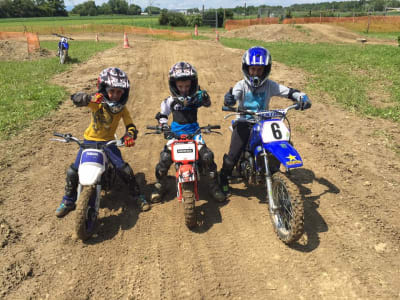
[60,49,67,64]
[75,186,98,241]
[269,172,304,244]
[182,182,196,228]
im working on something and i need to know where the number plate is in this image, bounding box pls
[261,120,290,143]
[172,142,196,162]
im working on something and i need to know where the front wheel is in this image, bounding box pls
[60,49,67,64]
[268,172,304,244]
[75,186,98,241]
[182,182,196,228]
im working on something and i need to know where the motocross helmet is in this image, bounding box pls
[97,67,130,114]
[168,62,198,98]
[242,46,272,88]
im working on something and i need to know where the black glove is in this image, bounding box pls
[224,88,235,107]
[159,123,171,139]
[71,92,91,107]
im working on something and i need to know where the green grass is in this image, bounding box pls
[0,15,224,33]
[0,40,116,139]
[220,37,400,122]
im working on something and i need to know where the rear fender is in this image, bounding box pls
[263,141,303,168]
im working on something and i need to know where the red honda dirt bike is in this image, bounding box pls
[146,124,221,228]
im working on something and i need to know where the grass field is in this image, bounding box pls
[0,40,116,140]
[221,37,400,122]
[0,15,221,33]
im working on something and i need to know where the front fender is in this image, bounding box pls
[263,141,303,168]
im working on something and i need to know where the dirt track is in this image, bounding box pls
[223,23,397,45]
[1,34,400,299]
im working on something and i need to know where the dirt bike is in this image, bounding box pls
[52,133,123,240]
[146,124,221,228]
[52,33,73,64]
[223,103,304,244]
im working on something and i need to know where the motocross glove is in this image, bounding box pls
[71,92,92,107]
[91,93,104,104]
[123,132,135,147]
[292,92,312,110]
[224,88,236,107]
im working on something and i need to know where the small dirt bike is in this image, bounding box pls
[52,33,73,64]
[146,124,221,228]
[52,133,123,240]
[223,103,304,244]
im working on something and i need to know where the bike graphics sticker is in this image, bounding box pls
[286,154,302,166]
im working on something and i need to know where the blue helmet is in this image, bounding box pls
[242,46,272,88]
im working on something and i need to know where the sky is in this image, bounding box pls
[64,0,333,10]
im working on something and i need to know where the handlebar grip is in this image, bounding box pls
[53,132,64,138]
[209,125,221,130]
[146,125,159,130]
[222,106,236,112]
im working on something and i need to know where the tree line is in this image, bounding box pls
[1,0,399,19]
[0,0,67,18]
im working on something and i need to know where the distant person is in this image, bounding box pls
[219,46,312,195]
[150,62,226,203]
[55,67,150,217]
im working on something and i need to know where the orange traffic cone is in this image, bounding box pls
[216,30,219,42]
[195,24,198,37]
[123,32,130,48]
[95,33,99,42]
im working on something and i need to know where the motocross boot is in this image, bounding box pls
[150,177,168,203]
[219,170,230,196]
[208,171,226,203]
[219,154,235,196]
[56,164,78,218]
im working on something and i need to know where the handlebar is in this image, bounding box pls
[52,132,124,148]
[222,103,299,120]
[145,124,221,139]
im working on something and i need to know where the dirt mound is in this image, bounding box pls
[223,23,397,45]
[0,40,53,61]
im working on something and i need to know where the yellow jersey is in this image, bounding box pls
[83,102,133,141]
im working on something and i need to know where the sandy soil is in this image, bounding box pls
[0,33,399,299]
[0,40,53,61]
[223,23,397,45]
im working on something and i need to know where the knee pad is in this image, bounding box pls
[160,149,172,166]
[66,164,78,183]
[118,163,134,183]
[199,147,215,170]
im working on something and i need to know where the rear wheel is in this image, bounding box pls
[75,186,98,241]
[269,172,304,244]
[182,182,196,228]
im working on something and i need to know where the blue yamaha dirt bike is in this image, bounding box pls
[52,33,73,64]
[223,103,304,244]
[52,133,123,240]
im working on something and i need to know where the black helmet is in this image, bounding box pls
[97,67,130,114]
[242,46,272,88]
[168,62,198,97]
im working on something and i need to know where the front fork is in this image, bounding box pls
[76,183,102,215]
[260,149,278,212]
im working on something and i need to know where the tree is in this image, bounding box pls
[128,4,141,15]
